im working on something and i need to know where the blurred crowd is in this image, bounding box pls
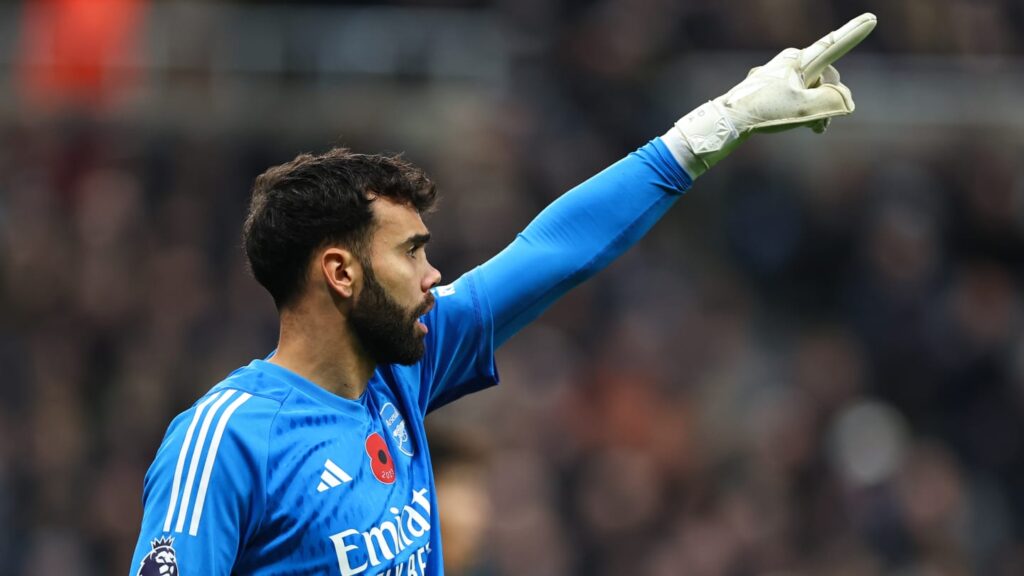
[2,1,1024,575]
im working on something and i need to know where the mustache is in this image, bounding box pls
[412,292,435,319]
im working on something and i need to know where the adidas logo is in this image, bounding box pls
[317,459,353,493]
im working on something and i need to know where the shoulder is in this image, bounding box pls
[430,271,485,313]
[162,372,288,450]
[149,366,291,488]
[141,374,288,541]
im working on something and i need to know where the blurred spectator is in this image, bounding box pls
[428,425,494,576]
[18,0,147,112]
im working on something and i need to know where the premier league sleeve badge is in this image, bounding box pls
[137,535,179,575]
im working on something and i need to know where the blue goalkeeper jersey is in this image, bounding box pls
[130,270,497,576]
[130,139,692,576]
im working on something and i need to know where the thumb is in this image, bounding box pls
[748,80,854,133]
[803,81,855,117]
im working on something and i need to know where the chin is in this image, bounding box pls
[390,351,425,367]
[385,337,427,367]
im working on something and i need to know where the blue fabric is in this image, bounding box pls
[129,139,691,576]
[480,138,691,346]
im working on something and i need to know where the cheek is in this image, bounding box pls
[377,257,421,301]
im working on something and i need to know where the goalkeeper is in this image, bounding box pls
[129,14,876,576]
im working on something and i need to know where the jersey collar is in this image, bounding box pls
[249,358,372,419]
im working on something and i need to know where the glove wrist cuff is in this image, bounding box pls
[662,100,742,178]
[676,100,740,154]
[659,128,707,180]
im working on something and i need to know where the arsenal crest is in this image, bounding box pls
[380,402,414,457]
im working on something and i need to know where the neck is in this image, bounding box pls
[269,298,375,400]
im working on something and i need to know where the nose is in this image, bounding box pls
[423,263,442,292]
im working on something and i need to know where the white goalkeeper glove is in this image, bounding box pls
[662,12,877,179]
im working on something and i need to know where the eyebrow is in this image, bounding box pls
[403,233,431,249]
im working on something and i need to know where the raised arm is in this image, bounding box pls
[479,139,690,347]
[477,13,877,347]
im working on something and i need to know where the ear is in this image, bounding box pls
[319,247,361,300]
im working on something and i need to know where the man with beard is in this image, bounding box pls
[130,14,876,576]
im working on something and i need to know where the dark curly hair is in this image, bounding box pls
[242,148,437,309]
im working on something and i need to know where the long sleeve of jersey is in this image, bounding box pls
[418,139,691,412]
[409,139,690,562]
[479,138,692,347]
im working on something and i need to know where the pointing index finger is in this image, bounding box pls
[800,13,877,84]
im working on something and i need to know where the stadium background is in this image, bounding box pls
[1,0,1023,574]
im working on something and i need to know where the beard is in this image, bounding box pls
[349,261,433,366]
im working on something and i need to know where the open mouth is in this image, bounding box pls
[413,295,435,334]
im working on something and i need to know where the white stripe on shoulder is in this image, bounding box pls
[189,392,253,536]
[164,391,223,533]
[174,389,237,533]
